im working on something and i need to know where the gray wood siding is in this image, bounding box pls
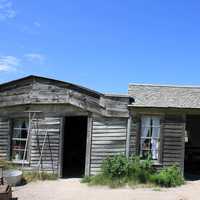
[0,77,130,118]
[128,112,185,171]
[90,117,127,175]
[30,117,61,173]
[0,81,33,107]
[129,116,140,156]
[0,119,10,160]
[162,116,185,169]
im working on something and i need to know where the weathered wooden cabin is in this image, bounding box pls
[0,76,199,177]
[0,75,131,177]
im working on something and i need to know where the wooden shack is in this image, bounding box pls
[0,76,130,177]
[0,76,199,177]
[128,84,200,175]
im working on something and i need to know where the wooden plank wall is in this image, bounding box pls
[30,117,61,173]
[90,116,127,175]
[162,115,185,170]
[128,113,185,171]
[0,119,10,160]
[31,82,104,115]
[129,116,140,156]
[0,80,33,107]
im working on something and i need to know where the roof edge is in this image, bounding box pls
[128,83,200,89]
[0,75,103,98]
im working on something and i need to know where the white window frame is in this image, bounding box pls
[140,116,161,161]
[11,118,29,163]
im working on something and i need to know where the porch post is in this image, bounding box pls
[85,114,93,176]
[126,115,132,158]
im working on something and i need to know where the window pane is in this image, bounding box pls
[140,116,160,160]
[12,119,28,162]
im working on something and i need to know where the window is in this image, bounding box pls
[11,119,29,162]
[140,116,161,160]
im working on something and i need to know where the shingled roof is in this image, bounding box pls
[128,84,200,109]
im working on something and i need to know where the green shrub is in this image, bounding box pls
[82,155,184,188]
[128,156,154,183]
[150,165,184,187]
[101,155,129,178]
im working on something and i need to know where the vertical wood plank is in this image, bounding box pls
[7,119,12,160]
[126,116,132,157]
[181,116,186,173]
[58,117,65,178]
[85,114,92,176]
[159,117,164,164]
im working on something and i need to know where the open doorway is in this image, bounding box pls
[62,116,88,178]
[185,115,200,179]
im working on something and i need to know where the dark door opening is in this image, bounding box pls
[62,116,88,178]
[185,115,200,179]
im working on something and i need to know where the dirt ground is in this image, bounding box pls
[13,178,200,200]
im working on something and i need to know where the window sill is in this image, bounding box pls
[12,160,29,165]
[140,159,162,166]
[152,161,162,166]
[153,161,163,167]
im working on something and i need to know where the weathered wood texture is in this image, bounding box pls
[30,117,61,173]
[0,77,130,118]
[0,104,87,118]
[0,119,10,160]
[31,81,105,115]
[0,79,33,107]
[90,116,128,175]
[129,113,185,170]
[162,115,185,170]
[85,116,92,176]
[129,116,140,156]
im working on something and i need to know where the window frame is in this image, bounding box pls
[11,118,30,164]
[139,115,162,162]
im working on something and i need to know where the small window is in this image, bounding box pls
[140,116,161,160]
[12,119,29,162]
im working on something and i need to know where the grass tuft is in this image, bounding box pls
[22,171,58,183]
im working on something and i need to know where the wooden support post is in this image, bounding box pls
[85,114,92,176]
[58,117,65,178]
[126,116,132,158]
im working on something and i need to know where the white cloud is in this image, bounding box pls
[20,21,41,35]
[0,0,16,20]
[34,21,41,28]
[0,53,46,73]
[0,56,20,72]
[24,53,45,63]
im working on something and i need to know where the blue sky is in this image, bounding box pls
[0,0,200,93]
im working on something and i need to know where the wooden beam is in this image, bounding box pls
[58,117,65,178]
[126,116,132,157]
[85,114,92,176]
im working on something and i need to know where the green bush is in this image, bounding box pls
[150,165,184,187]
[82,155,184,188]
[101,155,129,178]
[128,156,154,183]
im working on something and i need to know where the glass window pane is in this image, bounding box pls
[12,118,29,162]
[140,116,161,160]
